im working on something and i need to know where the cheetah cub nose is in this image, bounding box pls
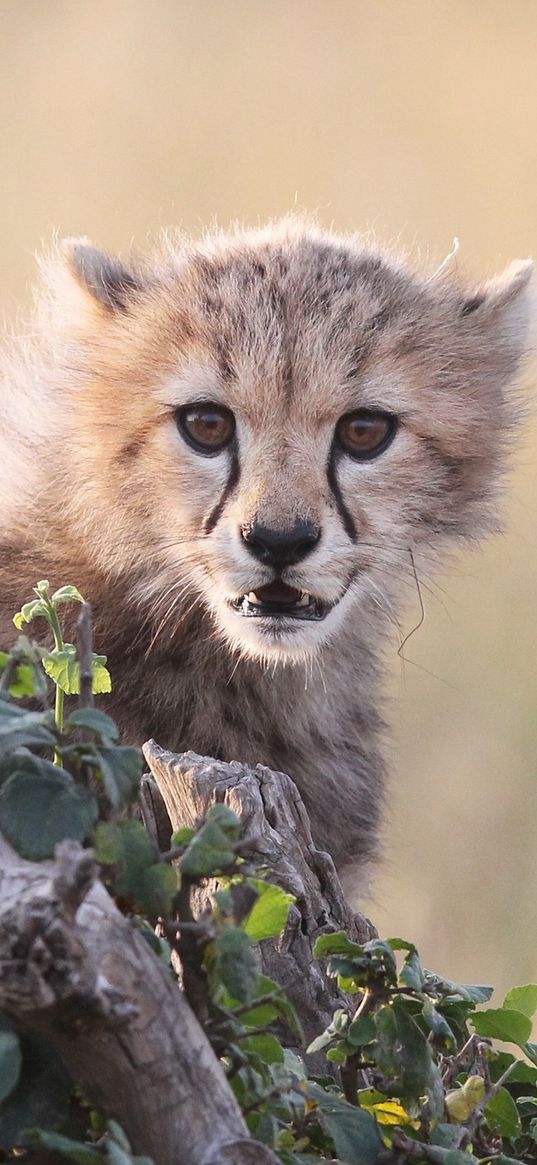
[240,520,321,569]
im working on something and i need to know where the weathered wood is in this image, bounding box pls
[0,834,278,1165]
[140,769,173,852]
[142,741,376,1052]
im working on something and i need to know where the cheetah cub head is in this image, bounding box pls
[43,221,533,662]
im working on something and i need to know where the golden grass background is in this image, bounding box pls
[1,0,536,997]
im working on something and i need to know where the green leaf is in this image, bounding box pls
[0,1033,71,1149]
[137,862,178,918]
[374,997,444,1116]
[313,930,364,958]
[42,645,81,694]
[388,937,425,989]
[434,999,475,1045]
[206,803,241,834]
[9,665,36,698]
[0,653,38,699]
[472,1008,532,1046]
[347,1013,376,1047]
[524,1041,537,1066]
[171,825,196,847]
[0,638,48,701]
[308,1085,383,1165]
[283,1048,307,1079]
[0,749,62,790]
[104,1121,154,1163]
[43,645,111,695]
[453,983,494,1004]
[0,701,57,754]
[210,927,258,1002]
[223,969,278,1025]
[503,984,537,1019]
[484,1087,522,1137]
[228,974,302,1037]
[107,1120,131,1149]
[13,598,49,629]
[90,745,142,809]
[243,880,294,941]
[180,815,237,877]
[307,1009,349,1055]
[0,1028,22,1102]
[50,584,86,606]
[22,1129,102,1164]
[424,973,493,1004]
[515,1094,537,1114]
[422,999,456,1049]
[66,707,119,742]
[326,1040,355,1063]
[106,1144,136,1165]
[91,658,112,694]
[315,933,397,990]
[96,820,153,886]
[336,974,364,994]
[0,769,98,859]
[490,1051,537,1084]
[95,819,154,869]
[241,1032,285,1064]
[305,1029,335,1055]
[430,1123,468,1149]
[95,820,176,916]
[398,949,425,992]
[306,1028,337,1055]
[236,999,278,1027]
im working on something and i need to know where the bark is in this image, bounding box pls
[0,833,278,1165]
[142,743,376,1053]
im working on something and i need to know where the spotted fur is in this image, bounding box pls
[0,219,533,889]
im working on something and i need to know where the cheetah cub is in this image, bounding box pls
[0,220,532,887]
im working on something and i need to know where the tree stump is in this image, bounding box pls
[142,741,376,1052]
[0,834,280,1165]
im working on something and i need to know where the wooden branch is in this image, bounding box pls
[0,834,279,1165]
[142,743,376,1054]
[76,602,94,709]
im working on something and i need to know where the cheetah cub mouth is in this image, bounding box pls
[229,580,332,622]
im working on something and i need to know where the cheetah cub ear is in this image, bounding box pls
[457,258,535,373]
[460,256,534,320]
[59,237,144,316]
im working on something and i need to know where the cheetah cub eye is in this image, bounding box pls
[176,403,236,455]
[335,409,398,460]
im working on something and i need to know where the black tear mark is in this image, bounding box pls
[327,447,357,542]
[203,447,241,534]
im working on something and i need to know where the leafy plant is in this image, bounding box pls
[0,584,536,1165]
[13,580,111,759]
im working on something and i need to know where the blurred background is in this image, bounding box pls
[1,0,536,998]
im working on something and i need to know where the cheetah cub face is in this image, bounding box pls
[170,380,397,661]
[48,222,532,663]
